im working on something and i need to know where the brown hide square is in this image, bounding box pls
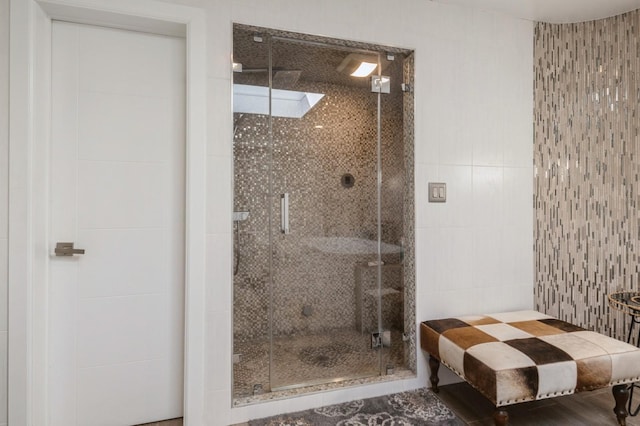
[506,338,573,365]
[464,352,498,405]
[495,366,539,404]
[462,316,500,326]
[509,320,568,336]
[576,356,612,391]
[420,322,441,357]
[538,319,585,333]
[443,326,497,350]
[423,318,470,334]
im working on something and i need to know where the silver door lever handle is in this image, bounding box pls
[55,242,86,256]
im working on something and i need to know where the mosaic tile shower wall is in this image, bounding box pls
[534,10,640,341]
[402,52,416,373]
[233,80,406,339]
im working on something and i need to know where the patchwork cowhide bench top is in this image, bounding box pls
[420,310,640,425]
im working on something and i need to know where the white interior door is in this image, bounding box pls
[48,21,186,426]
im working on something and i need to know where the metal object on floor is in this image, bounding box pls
[608,291,640,417]
[371,330,391,349]
[253,384,264,396]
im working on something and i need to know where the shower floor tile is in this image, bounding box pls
[233,328,405,400]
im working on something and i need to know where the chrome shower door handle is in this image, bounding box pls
[54,242,86,256]
[281,193,290,234]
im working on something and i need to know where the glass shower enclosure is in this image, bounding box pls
[232,24,414,400]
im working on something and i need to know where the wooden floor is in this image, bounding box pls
[436,382,640,425]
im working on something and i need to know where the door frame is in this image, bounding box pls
[8,1,207,425]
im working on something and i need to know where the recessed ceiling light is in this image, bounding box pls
[351,62,377,77]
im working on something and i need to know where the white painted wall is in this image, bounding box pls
[0,0,8,424]
[2,0,533,425]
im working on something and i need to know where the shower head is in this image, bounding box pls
[237,67,302,89]
[272,70,302,88]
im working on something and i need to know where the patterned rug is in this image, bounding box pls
[247,388,464,426]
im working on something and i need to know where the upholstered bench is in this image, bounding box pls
[420,310,640,425]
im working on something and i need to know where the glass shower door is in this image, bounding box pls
[377,51,410,378]
[269,37,384,390]
[231,27,272,398]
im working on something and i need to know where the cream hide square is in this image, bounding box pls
[488,310,552,323]
[536,361,577,398]
[610,351,640,383]
[439,335,466,377]
[467,341,536,371]
[573,331,639,354]
[476,323,534,341]
[539,333,608,359]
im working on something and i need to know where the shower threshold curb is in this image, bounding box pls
[232,368,416,407]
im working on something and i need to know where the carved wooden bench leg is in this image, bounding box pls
[493,408,509,426]
[428,355,440,393]
[613,384,630,426]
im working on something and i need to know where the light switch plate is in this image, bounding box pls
[428,182,446,203]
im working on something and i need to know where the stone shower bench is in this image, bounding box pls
[420,310,640,425]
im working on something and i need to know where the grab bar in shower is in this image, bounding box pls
[281,193,290,234]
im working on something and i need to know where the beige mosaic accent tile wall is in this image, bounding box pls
[534,10,640,341]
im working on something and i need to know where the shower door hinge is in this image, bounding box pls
[401,83,413,93]
[371,330,391,349]
[371,76,390,94]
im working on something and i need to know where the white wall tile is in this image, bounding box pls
[207,77,233,158]
[206,155,233,234]
[439,166,473,228]
[414,111,439,166]
[0,332,5,425]
[415,228,439,293]
[205,309,231,392]
[415,164,439,228]
[432,2,472,42]
[472,226,504,288]
[0,7,6,238]
[0,240,5,332]
[314,0,371,42]
[472,166,504,227]
[417,290,439,320]
[206,234,232,313]
[438,227,474,292]
[439,288,482,318]
[502,229,534,288]
[503,167,534,231]
[205,1,232,80]
[204,389,232,425]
